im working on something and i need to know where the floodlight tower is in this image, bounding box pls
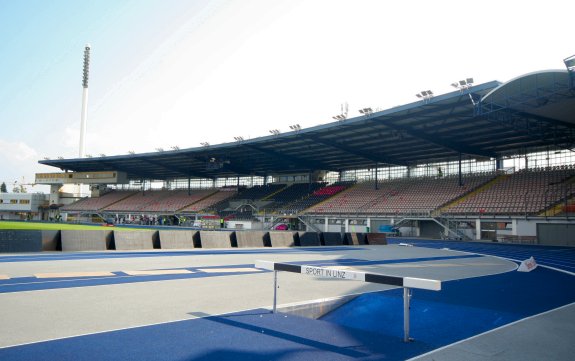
[79,44,91,158]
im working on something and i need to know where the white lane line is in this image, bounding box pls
[123,270,193,276]
[35,272,115,279]
[198,267,262,273]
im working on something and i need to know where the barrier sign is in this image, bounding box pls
[301,265,364,281]
[255,260,441,291]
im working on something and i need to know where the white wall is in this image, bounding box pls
[227,220,252,230]
[0,193,47,212]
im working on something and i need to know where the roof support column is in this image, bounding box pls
[375,163,379,190]
[496,157,503,171]
[458,153,463,187]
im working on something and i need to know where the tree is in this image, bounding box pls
[0,182,7,193]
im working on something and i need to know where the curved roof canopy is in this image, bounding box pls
[482,70,575,125]
[40,70,575,181]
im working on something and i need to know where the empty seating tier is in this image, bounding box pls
[62,191,137,212]
[306,174,496,216]
[445,167,575,215]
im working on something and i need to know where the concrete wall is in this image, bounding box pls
[537,223,575,246]
[114,230,157,250]
[235,231,267,248]
[269,231,297,247]
[322,232,345,246]
[298,232,321,247]
[0,230,43,252]
[420,221,443,239]
[365,233,387,245]
[326,224,345,233]
[199,231,235,248]
[515,220,538,237]
[61,230,113,251]
[41,230,60,251]
[159,230,197,249]
[345,232,366,245]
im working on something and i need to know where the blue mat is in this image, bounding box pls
[321,266,575,350]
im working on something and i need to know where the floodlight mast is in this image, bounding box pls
[79,44,91,158]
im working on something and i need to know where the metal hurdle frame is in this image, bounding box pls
[255,260,442,342]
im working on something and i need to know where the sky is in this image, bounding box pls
[0,0,574,192]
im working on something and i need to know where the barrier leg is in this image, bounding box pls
[403,287,413,342]
[273,270,278,313]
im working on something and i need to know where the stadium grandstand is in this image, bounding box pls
[32,68,575,245]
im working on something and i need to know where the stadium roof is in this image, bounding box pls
[40,70,575,181]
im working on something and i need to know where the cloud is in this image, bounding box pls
[0,139,38,161]
[0,139,48,191]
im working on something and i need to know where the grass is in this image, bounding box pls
[0,221,120,231]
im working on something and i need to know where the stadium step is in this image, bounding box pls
[175,189,219,213]
[261,185,290,201]
[98,191,139,211]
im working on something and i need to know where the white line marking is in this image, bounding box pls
[197,268,261,273]
[35,272,115,279]
[123,270,194,276]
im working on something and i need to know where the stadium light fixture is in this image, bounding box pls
[332,103,349,121]
[57,156,64,159]
[289,124,302,131]
[451,78,474,90]
[171,146,180,150]
[415,90,434,101]
[269,129,280,135]
[99,153,106,157]
[234,136,244,142]
[128,150,135,154]
[358,107,373,116]
[155,148,164,152]
[565,55,575,71]
[200,142,210,147]
[565,55,575,89]
[43,157,50,160]
[451,78,477,105]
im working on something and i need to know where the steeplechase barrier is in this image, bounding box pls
[255,260,442,342]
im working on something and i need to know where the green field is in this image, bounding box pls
[0,221,126,231]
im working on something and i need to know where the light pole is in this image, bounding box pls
[79,44,90,159]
